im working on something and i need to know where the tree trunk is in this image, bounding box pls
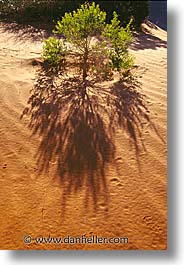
[82,48,88,82]
[82,41,88,99]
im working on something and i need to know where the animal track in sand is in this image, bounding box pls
[2,164,7,169]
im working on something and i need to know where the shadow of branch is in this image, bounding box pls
[21,66,158,211]
[130,31,167,51]
[109,78,149,155]
[22,68,115,211]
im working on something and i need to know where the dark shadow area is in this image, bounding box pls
[109,78,150,156]
[130,31,167,51]
[108,76,165,168]
[0,22,51,42]
[149,0,167,30]
[0,0,149,35]
[21,66,154,210]
[21,69,115,211]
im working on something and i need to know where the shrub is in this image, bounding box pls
[103,12,134,73]
[55,2,106,42]
[52,2,133,82]
[42,36,66,71]
[54,2,107,82]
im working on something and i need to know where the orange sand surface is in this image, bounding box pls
[0,22,167,250]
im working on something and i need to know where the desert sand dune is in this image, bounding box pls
[0,22,167,250]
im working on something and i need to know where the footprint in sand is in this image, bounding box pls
[143,215,163,232]
[110,177,120,183]
[115,157,122,161]
[143,215,165,247]
[3,164,7,169]
[110,177,122,186]
[98,203,108,212]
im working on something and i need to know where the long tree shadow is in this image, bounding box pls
[22,67,156,211]
[22,68,115,211]
[109,77,165,160]
[109,78,150,158]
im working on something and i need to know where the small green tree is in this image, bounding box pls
[43,2,134,84]
[54,2,106,83]
[103,12,134,75]
[43,36,66,72]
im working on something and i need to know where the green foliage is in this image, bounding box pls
[43,2,134,81]
[54,2,108,82]
[103,12,134,73]
[54,2,106,47]
[43,37,66,70]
